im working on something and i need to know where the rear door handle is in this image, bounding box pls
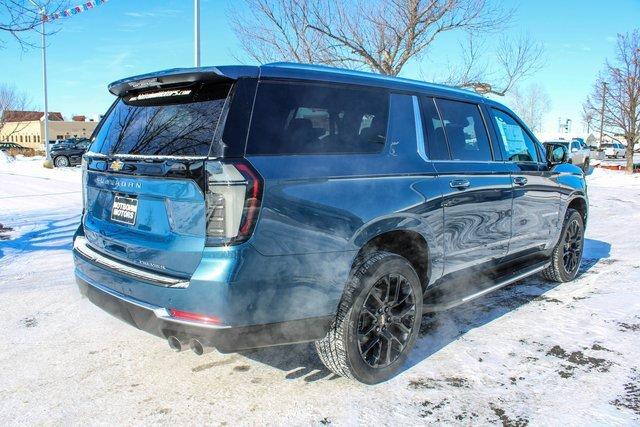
[513,176,528,186]
[449,179,470,190]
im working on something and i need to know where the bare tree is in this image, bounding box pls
[0,83,31,140]
[581,104,596,134]
[232,1,546,93]
[0,0,68,49]
[444,33,544,96]
[506,83,551,133]
[584,30,640,174]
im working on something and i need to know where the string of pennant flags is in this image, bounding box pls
[42,0,108,22]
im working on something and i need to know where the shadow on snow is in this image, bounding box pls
[0,215,79,259]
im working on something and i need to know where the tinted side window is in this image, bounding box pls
[491,109,539,162]
[435,99,492,161]
[247,82,388,155]
[420,97,449,160]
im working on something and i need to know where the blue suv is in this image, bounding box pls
[74,63,587,383]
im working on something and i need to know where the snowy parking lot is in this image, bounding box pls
[1,157,639,425]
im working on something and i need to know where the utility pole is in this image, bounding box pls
[598,82,608,147]
[194,0,201,67]
[40,12,50,164]
[28,0,51,166]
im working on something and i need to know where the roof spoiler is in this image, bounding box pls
[108,66,259,97]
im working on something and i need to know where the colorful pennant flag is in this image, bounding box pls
[43,0,108,23]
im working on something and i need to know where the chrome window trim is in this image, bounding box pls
[412,95,428,162]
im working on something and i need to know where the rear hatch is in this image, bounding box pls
[82,74,257,279]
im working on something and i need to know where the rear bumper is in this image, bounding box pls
[76,274,333,352]
[73,228,343,351]
[74,237,189,288]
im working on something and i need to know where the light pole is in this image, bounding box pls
[194,0,201,67]
[28,0,51,166]
[598,82,608,147]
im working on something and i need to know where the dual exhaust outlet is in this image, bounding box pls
[167,336,212,356]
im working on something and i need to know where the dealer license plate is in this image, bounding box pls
[111,196,138,226]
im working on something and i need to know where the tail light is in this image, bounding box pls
[204,160,263,246]
[169,308,221,325]
[81,156,88,210]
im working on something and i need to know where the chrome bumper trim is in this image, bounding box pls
[78,274,230,330]
[73,236,190,288]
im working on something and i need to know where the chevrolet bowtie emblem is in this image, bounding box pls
[110,159,124,172]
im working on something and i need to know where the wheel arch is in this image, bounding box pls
[566,195,588,225]
[352,227,432,290]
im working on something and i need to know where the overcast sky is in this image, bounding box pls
[0,0,638,135]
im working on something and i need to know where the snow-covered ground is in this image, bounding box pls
[1,158,639,425]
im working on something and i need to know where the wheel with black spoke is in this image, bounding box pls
[542,208,585,282]
[315,251,423,384]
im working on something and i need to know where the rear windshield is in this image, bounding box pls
[247,81,389,155]
[92,83,232,157]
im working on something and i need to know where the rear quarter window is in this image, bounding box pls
[246,81,389,155]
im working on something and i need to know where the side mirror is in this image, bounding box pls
[545,143,568,165]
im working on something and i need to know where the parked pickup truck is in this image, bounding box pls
[74,63,588,384]
[602,142,626,159]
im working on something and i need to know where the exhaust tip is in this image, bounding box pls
[167,336,185,352]
[189,339,210,356]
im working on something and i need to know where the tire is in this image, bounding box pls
[54,156,69,167]
[541,208,585,283]
[582,158,590,173]
[315,251,423,384]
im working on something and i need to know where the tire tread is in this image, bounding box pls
[314,251,393,380]
[541,208,582,283]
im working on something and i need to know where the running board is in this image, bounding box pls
[422,261,550,313]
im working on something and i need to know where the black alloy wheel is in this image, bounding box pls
[357,273,416,368]
[562,218,583,275]
[315,251,423,384]
[541,208,585,283]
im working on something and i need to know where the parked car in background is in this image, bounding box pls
[544,139,590,172]
[0,142,24,152]
[74,63,588,384]
[0,142,36,156]
[602,142,626,159]
[50,138,91,167]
